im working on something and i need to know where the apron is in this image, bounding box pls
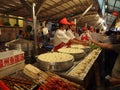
[81,34,89,41]
[53,42,71,52]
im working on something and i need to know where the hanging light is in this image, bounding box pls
[112,11,119,16]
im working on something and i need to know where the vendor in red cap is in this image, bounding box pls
[80,27,92,41]
[53,18,87,51]
[53,17,71,51]
[66,21,76,39]
[66,21,86,43]
[89,26,95,32]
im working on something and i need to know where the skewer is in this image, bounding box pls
[46,71,81,88]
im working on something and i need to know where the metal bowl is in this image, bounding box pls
[70,44,90,53]
[37,52,74,72]
[58,48,85,61]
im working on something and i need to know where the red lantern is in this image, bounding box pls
[112,11,119,16]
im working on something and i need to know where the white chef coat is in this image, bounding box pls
[66,29,75,39]
[54,29,71,47]
[42,27,48,35]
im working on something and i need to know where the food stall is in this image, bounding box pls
[0,43,101,90]
[0,0,118,90]
[35,44,101,90]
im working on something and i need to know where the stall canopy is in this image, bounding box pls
[0,0,120,29]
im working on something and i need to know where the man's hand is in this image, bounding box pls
[80,41,89,46]
[109,77,120,85]
[90,39,98,44]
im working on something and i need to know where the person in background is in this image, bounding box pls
[87,26,96,39]
[53,18,87,51]
[79,27,92,41]
[42,21,50,45]
[88,26,110,43]
[16,30,24,39]
[24,25,32,40]
[89,26,95,32]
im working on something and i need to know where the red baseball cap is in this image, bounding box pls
[59,18,70,25]
[82,27,87,31]
[69,21,76,25]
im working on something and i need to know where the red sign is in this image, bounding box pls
[15,55,19,63]
[0,60,3,68]
[9,56,15,65]
[19,54,24,61]
[4,58,9,66]
[112,11,119,16]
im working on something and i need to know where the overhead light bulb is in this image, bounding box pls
[105,5,107,8]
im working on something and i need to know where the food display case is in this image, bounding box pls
[36,47,101,90]
[0,47,101,90]
[60,49,101,90]
[67,49,101,80]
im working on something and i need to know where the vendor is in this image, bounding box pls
[66,21,78,39]
[53,18,87,51]
[79,27,92,41]
[66,21,86,44]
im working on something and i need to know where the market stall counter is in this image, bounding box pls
[58,49,101,89]
[36,48,101,90]
[0,64,85,90]
[0,47,101,90]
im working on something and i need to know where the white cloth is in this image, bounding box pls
[54,29,71,46]
[42,27,48,35]
[66,29,75,39]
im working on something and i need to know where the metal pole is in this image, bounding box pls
[81,4,93,17]
[32,3,38,55]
